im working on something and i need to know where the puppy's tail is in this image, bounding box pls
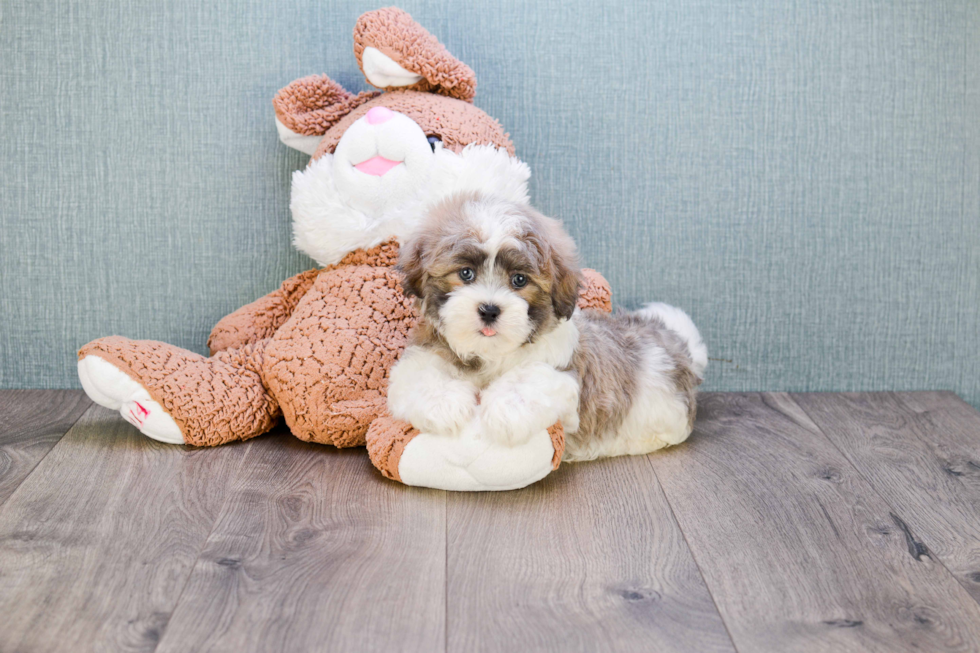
[637,302,708,379]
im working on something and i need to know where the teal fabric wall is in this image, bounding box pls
[2,1,978,406]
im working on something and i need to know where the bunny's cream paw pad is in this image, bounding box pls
[78,355,185,444]
[367,415,565,491]
[397,425,556,492]
[398,431,555,492]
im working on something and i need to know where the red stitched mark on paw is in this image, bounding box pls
[134,401,150,418]
[126,409,144,428]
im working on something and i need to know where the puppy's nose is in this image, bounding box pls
[366,106,395,125]
[478,303,501,325]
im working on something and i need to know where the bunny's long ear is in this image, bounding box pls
[273,74,379,154]
[353,8,477,103]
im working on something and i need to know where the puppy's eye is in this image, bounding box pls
[458,268,475,283]
[427,135,442,152]
[511,273,528,289]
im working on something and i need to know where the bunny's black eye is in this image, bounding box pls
[458,268,475,283]
[511,273,528,289]
[427,135,442,152]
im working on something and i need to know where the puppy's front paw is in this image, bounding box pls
[411,382,478,436]
[478,386,550,447]
[478,366,580,446]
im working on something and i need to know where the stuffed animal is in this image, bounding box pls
[77,8,612,491]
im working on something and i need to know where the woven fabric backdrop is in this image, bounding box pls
[2,0,978,406]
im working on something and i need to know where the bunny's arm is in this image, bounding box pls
[578,268,612,313]
[207,242,401,356]
[207,269,321,355]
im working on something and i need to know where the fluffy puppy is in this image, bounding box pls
[388,193,708,461]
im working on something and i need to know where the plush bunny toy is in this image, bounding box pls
[77,8,612,491]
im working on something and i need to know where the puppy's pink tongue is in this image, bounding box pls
[481,327,497,337]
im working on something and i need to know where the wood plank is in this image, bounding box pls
[446,455,736,653]
[0,405,249,653]
[0,389,91,507]
[792,391,980,605]
[155,434,447,653]
[650,393,980,653]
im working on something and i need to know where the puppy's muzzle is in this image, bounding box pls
[478,303,501,325]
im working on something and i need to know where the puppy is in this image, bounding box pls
[387,193,708,462]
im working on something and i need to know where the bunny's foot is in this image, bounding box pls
[366,414,565,492]
[78,354,184,443]
[77,336,280,446]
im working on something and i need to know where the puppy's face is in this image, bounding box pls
[400,194,581,362]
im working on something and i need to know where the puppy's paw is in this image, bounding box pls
[387,347,478,436]
[477,386,552,447]
[561,406,581,434]
[408,382,478,436]
[479,407,537,447]
[479,366,580,446]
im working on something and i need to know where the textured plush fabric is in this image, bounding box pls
[354,7,477,101]
[2,0,979,410]
[207,246,402,355]
[207,268,321,355]
[273,75,379,137]
[366,413,418,482]
[547,422,565,470]
[78,336,280,447]
[579,269,613,314]
[263,244,417,447]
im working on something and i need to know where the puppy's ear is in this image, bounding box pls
[398,233,429,298]
[550,247,583,321]
[522,206,582,321]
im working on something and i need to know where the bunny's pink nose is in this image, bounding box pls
[366,106,395,125]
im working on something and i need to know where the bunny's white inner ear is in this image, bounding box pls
[275,117,323,156]
[362,46,424,88]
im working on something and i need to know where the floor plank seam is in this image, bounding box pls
[0,397,93,516]
[152,439,257,653]
[786,393,979,607]
[643,453,742,653]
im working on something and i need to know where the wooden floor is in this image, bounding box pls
[1,392,980,652]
